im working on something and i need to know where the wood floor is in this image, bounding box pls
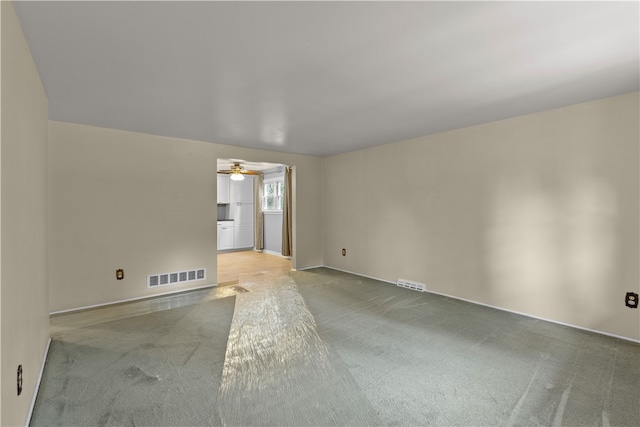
[217,250,292,286]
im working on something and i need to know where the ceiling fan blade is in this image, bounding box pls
[218,162,262,175]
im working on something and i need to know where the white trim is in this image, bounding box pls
[25,338,51,427]
[50,283,218,315]
[313,266,640,344]
[320,265,396,285]
[263,249,284,257]
[262,178,284,212]
[296,265,328,272]
[421,287,640,344]
[263,175,283,184]
[262,210,283,215]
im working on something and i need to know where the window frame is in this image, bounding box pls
[262,177,284,212]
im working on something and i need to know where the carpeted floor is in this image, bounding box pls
[294,268,640,426]
[31,268,640,426]
[217,271,379,426]
[32,296,235,426]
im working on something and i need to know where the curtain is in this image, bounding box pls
[281,166,293,258]
[254,173,264,251]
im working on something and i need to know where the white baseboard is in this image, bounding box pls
[421,286,640,345]
[50,283,218,315]
[312,265,640,345]
[318,265,397,285]
[295,265,325,272]
[263,249,284,257]
[25,337,51,427]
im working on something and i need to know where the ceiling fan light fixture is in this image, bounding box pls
[230,172,245,181]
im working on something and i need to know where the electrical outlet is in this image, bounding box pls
[342,248,346,256]
[17,365,23,396]
[625,292,638,308]
[116,269,124,280]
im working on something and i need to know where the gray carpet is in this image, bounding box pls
[217,272,379,426]
[294,268,640,426]
[31,268,640,426]
[31,297,235,426]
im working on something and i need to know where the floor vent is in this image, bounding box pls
[397,278,426,292]
[148,268,206,288]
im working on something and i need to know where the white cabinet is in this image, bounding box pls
[231,177,254,249]
[217,174,230,204]
[217,221,234,250]
[234,225,253,249]
[233,200,253,248]
[234,201,254,227]
[231,177,254,204]
[217,176,254,250]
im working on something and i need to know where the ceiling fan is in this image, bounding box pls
[217,162,260,181]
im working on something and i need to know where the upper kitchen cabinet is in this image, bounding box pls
[217,174,230,204]
[231,176,254,204]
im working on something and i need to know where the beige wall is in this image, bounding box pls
[1,1,50,425]
[48,122,322,312]
[322,92,640,341]
[209,144,323,271]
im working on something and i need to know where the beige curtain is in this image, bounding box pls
[281,166,292,257]
[254,173,264,251]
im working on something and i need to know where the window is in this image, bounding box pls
[263,178,284,211]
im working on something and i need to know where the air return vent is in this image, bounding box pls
[397,278,426,292]
[148,268,206,288]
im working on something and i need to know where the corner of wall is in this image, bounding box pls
[0,2,3,422]
[1,1,50,425]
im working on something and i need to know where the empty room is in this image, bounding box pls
[1,1,639,426]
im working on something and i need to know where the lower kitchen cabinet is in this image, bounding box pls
[217,222,234,250]
[234,225,253,249]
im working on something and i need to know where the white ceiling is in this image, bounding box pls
[13,1,639,157]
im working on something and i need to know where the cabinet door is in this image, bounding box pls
[231,176,254,204]
[234,202,254,227]
[219,225,234,250]
[217,174,230,204]
[234,225,253,249]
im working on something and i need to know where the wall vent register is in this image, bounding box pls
[397,278,426,292]
[148,268,206,288]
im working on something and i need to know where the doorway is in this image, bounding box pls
[216,159,294,286]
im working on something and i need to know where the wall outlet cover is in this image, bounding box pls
[625,292,638,308]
